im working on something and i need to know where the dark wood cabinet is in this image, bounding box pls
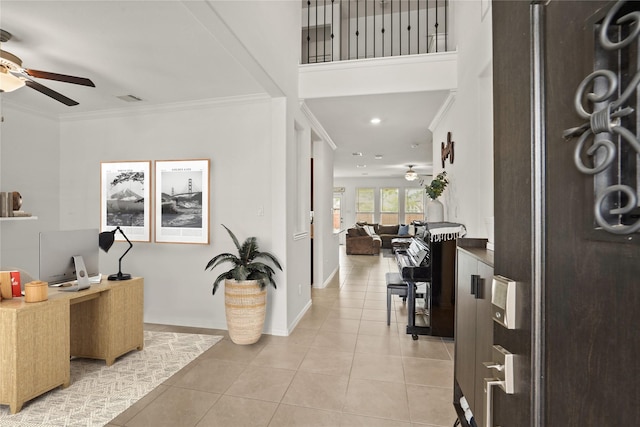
[454,242,494,427]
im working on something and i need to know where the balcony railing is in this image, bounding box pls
[302,0,449,64]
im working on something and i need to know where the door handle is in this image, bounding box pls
[484,378,504,427]
[471,274,479,295]
[483,362,504,371]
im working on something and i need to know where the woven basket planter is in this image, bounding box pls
[224,279,267,345]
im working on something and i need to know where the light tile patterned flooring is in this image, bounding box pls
[108,247,457,427]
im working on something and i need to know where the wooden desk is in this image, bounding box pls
[0,277,144,414]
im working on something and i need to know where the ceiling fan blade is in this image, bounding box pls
[25,80,79,106]
[24,69,95,87]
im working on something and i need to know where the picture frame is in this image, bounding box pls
[154,159,210,244]
[100,161,152,242]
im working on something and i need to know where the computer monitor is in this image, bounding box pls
[39,229,100,286]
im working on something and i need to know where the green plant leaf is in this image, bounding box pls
[206,225,282,295]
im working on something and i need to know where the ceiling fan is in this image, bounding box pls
[0,29,95,106]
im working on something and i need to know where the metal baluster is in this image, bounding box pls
[426,0,430,52]
[306,1,311,63]
[331,0,334,61]
[407,0,411,55]
[374,0,376,58]
[348,0,351,59]
[382,2,385,57]
[356,0,359,59]
[323,0,326,62]
[417,0,420,54]
[445,0,448,52]
[435,0,439,53]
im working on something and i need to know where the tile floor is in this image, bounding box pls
[107,247,457,427]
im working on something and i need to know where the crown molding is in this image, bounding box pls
[300,101,337,150]
[1,98,58,121]
[59,93,271,122]
[428,89,457,132]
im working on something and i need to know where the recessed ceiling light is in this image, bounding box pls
[352,152,363,156]
[356,164,367,168]
[370,118,381,125]
[411,143,420,149]
[374,154,383,160]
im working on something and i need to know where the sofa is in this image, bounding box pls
[355,223,413,249]
[345,227,381,255]
[345,223,413,254]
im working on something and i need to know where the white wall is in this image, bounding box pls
[213,1,318,333]
[431,0,493,238]
[0,105,60,275]
[56,98,289,331]
[212,1,300,98]
[0,0,322,337]
[312,136,338,289]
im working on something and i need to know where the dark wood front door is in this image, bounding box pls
[493,1,640,426]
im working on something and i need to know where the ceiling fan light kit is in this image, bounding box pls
[405,165,418,181]
[0,29,95,105]
[0,66,25,92]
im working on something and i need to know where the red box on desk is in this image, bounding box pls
[10,271,21,297]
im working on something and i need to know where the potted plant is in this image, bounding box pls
[205,224,282,345]
[425,171,449,222]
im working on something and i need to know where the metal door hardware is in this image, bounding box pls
[484,345,515,427]
[491,275,519,329]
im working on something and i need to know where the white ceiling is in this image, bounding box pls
[0,1,265,115]
[0,1,446,181]
[304,91,448,179]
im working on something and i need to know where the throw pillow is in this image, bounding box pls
[357,228,369,236]
[365,225,376,236]
[398,224,410,236]
[378,224,399,235]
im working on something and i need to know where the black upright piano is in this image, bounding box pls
[394,224,460,339]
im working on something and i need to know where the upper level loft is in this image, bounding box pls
[301,0,451,64]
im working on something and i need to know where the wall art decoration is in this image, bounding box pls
[441,131,455,169]
[100,161,151,242]
[155,159,210,244]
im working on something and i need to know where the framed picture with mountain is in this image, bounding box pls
[154,159,210,244]
[100,160,152,242]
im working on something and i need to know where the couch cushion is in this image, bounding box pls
[377,224,399,235]
[357,227,369,236]
[363,225,377,236]
[347,228,360,237]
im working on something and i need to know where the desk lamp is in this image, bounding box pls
[99,227,133,280]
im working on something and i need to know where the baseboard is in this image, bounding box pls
[285,299,312,335]
[314,265,339,289]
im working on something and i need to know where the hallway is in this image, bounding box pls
[110,247,456,426]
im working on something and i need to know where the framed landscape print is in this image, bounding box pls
[154,159,210,244]
[100,161,152,242]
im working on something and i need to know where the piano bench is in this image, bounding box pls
[386,272,427,326]
[386,272,408,326]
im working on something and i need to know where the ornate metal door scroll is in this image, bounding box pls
[563,1,640,235]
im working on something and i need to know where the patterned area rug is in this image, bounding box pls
[0,331,222,427]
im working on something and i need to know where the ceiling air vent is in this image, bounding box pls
[117,94,143,102]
